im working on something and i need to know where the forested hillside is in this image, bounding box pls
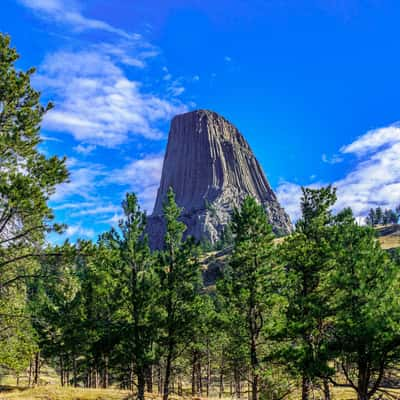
[2,33,400,400]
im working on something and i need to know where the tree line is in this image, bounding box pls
[365,206,399,226]
[2,32,400,400]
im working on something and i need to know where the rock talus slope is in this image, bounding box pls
[147,110,292,249]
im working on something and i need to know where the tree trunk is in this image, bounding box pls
[66,369,70,387]
[178,376,183,396]
[197,357,203,395]
[138,370,146,400]
[145,365,153,393]
[357,363,369,400]
[157,364,163,395]
[323,378,331,400]
[94,368,98,388]
[103,355,109,389]
[234,367,241,399]
[302,375,310,400]
[87,367,92,388]
[73,356,78,388]
[130,363,135,392]
[219,355,224,399]
[163,346,173,400]
[206,341,211,398]
[192,352,197,397]
[33,351,40,386]
[28,358,33,387]
[60,357,65,387]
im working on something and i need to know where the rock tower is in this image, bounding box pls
[147,110,292,249]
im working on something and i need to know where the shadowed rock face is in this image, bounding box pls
[147,109,292,249]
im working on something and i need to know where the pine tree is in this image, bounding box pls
[365,209,376,226]
[0,33,68,370]
[102,193,160,400]
[218,197,285,400]
[328,209,400,400]
[278,186,337,400]
[158,188,202,400]
[375,207,383,225]
[0,33,68,269]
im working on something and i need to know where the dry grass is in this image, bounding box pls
[375,224,400,250]
[2,385,400,400]
[0,386,131,400]
[379,234,400,250]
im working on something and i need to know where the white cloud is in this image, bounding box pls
[41,135,63,143]
[277,123,400,223]
[65,224,95,238]
[103,213,125,226]
[71,205,120,217]
[51,158,107,202]
[51,155,164,215]
[17,0,137,40]
[276,182,304,222]
[73,144,96,155]
[341,124,400,156]
[36,49,187,146]
[167,79,186,97]
[321,153,343,164]
[94,42,159,69]
[53,202,96,210]
[108,155,164,212]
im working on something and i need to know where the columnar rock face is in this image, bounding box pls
[147,110,292,249]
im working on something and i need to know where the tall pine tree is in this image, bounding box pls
[218,197,285,400]
[158,188,202,400]
[278,186,336,400]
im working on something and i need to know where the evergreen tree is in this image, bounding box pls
[365,209,376,226]
[0,33,68,370]
[102,193,160,400]
[158,188,202,400]
[278,186,337,400]
[329,209,400,400]
[0,33,67,269]
[218,197,285,400]
[375,207,383,225]
[382,209,398,225]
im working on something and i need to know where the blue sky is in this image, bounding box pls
[2,0,400,241]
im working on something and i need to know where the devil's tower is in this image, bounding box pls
[147,110,292,249]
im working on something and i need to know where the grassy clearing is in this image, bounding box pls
[379,233,400,250]
[376,224,400,250]
[1,385,400,400]
[0,386,131,400]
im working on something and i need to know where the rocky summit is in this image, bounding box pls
[147,109,292,249]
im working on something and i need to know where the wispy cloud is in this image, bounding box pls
[277,123,400,222]
[51,154,164,215]
[71,205,120,217]
[51,158,107,202]
[73,144,96,155]
[65,224,95,239]
[107,155,164,212]
[321,153,343,164]
[35,49,187,146]
[17,0,137,40]
[341,123,400,156]
[276,182,304,222]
